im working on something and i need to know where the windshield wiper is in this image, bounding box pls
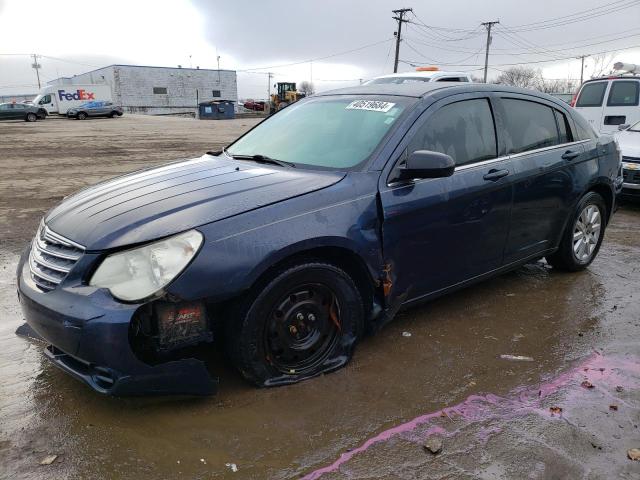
[230,153,296,168]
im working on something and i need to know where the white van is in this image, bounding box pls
[364,68,473,85]
[32,84,113,116]
[573,75,640,135]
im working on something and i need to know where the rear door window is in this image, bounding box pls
[554,109,573,144]
[409,98,497,166]
[436,77,467,82]
[502,98,560,154]
[576,82,607,107]
[607,80,639,107]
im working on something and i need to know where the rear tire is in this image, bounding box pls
[225,262,364,387]
[77,112,87,120]
[546,192,607,271]
[25,113,37,122]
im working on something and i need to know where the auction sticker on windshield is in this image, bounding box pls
[346,100,396,113]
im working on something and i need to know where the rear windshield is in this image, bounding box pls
[227,96,414,170]
[366,77,431,85]
[576,82,607,107]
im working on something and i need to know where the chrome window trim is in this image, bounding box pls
[386,139,591,188]
[506,139,589,160]
[454,155,509,172]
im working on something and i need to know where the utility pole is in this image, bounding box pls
[392,8,412,73]
[481,21,499,83]
[577,55,589,84]
[31,54,41,89]
[267,72,273,99]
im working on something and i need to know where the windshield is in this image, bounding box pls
[629,121,640,132]
[365,77,432,85]
[227,96,412,169]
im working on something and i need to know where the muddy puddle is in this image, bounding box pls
[1,207,638,479]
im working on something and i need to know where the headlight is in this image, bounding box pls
[90,230,203,301]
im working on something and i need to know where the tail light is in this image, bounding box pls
[570,92,578,107]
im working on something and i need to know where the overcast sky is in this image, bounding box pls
[1,0,640,99]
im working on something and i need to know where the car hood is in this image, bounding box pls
[617,130,640,158]
[45,155,345,250]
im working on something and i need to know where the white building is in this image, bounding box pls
[49,64,237,115]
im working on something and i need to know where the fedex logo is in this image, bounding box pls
[57,89,95,101]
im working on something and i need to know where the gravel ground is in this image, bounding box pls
[0,114,638,480]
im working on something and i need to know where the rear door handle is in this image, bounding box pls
[561,150,580,160]
[483,169,509,181]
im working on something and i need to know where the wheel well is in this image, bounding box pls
[250,247,377,319]
[588,184,613,221]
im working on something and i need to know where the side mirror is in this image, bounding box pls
[618,124,630,131]
[396,150,455,181]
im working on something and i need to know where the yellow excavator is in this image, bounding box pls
[270,82,305,113]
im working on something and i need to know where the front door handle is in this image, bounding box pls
[483,169,509,181]
[561,150,580,160]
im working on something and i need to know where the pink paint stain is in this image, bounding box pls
[301,353,639,480]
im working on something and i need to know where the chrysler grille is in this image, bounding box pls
[29,223,85,291]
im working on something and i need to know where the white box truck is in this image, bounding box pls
[32,84,113,115]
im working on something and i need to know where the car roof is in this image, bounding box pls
[581,75,640,85]
[314,82,570,105]
[373,70,470,79]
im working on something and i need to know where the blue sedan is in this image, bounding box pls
[17,83,622,395]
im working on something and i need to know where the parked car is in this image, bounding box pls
[242,100,267,111]
[615,121,640,198]
[548,92,573,104]
[0,102,47,122]
[17,83,621,396]
[67,101,123,120]
[572,75,640,135]
[365,68,473,85]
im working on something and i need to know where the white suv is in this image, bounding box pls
[365,70,473,85]
[573,76,640,135]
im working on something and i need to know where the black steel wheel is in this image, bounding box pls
[226,262,364,387]
[264,283,341,375]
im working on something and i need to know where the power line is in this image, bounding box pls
[403,40,483,66]
[508,0,640,31]
[238,38,393,72]
[400,41,640,68]
[507,0,640,32]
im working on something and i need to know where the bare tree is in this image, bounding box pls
[495,66,540,89]
[536,78,576,94]
[299,81,315,95]
[589,53,617,79]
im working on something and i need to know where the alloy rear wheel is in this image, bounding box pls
[546,191,607,271]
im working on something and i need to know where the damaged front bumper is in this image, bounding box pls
[16,251,217,396]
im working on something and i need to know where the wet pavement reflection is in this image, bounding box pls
[2,206,639,479]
